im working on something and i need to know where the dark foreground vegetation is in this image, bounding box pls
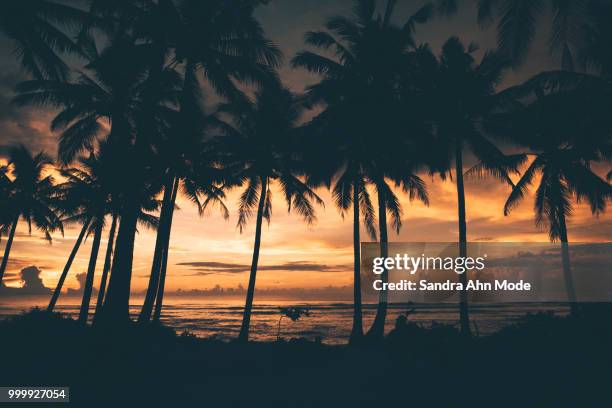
[1,306,611,407]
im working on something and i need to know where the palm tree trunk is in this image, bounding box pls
[48,219,91,312]
[558,213,578,315]
[349,178,363,343]
[238,176,268,342]
[94,214,117,319]
[101,198,139,322]
[0,215,19,287]
[366,184,388,340]
[97,112,142,323]
[455,140,471,336]
[139,174,176,323]
[152,177,179,322]
[78,220,103,324]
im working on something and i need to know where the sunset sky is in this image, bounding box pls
[0,0,610,294]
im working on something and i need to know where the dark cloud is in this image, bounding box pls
[0,265,51,295]
[65,271,97,296]
[177,260,351,275]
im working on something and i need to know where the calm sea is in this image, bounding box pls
[0,296,568,344]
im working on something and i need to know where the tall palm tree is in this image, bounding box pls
[419,37,523,335]
[149,158,230,323]
[14,38,176,322]
[48,152,113,323]
[94,213,117,317]
[293,0,432,341]
[1,1,87,80]
[88,0,281,322]
[0,145,62,287]
[47,159,160,317]
[138,148,230,323]
[503,81,612,313]
[215,85,324,342]
[138,70,230,324]
[306,155,377,343]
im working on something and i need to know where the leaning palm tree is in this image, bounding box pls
[293,0,433,341]
[138,71,230,324]
[47,150,118,323]
[139,142,230,323]
[215,85,324,342]
[0,145,62,287]
[85,0,281,322]
[14,38,176,322]
[47,144,160,319]
[149,160,230,323]
[48,162,106,322]
[93,212,117,317]
[503,81,612,314]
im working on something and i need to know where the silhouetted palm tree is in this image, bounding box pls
[0,145,62,287]
[307,157,377,343]
[139,71,230,324]
[50,156,109,323]
[92,0,281,322]
[14,38,176,322]
[1,1,87,80]
[419,37,524,335]
[139,143,230,323]
[503,80,612,313]
[47,144,160,318]
[215,85,324,342]
[94,213,117,317]
[293,0,432,341]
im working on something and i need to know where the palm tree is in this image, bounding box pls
[46,219,91,312]
[307,158,377,343]
[48,153,113,323]
[417,37,525,335]
[293,0,432,341]
[1,1,87,80]
[14,38,176,322]
[94,213,117,317]
[0,145,62,287]
[88,0,281,322]
[46,140,161,318]
[138,71,230,324]
[503,81,612,314]
[144,149,230,323]
[215,85,324,342]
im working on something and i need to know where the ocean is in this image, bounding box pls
[0,296,569,344]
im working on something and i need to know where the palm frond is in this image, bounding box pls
[237,176,261,233]
[497,0,545,66]
[358,178,377,240]
[504,156,542,216]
